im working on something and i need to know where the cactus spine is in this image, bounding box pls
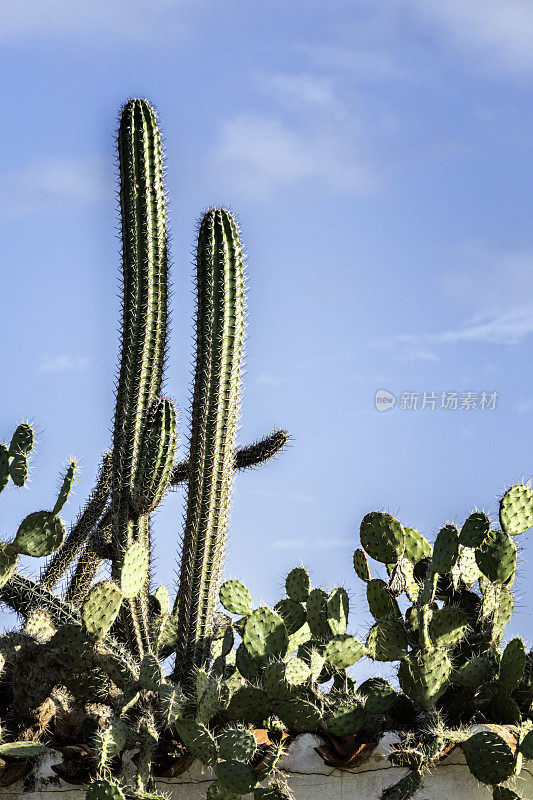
[173,209,244,685]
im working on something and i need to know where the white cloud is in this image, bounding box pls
[0,0,189,43]
[39,355,90,373]
[0,157,109,216]
[253,71,342,114]
[410,0,533,73]
[374,243,533,358]
[210,113,378,200]
[375,311,533,356]
[438,241,533,313]
[300,44,408,82]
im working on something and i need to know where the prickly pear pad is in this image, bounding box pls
[9,422,34,456]
[459,511,490,547]
[461,730,516,785]
[353,547,371,581]
[285,567,311,601]
[243,607,288,665]
[360,511,404,564]
[366,618,408,661]
[14,511,65,556]
[366,578,401,619]
[359,677,397,713]
[82,580,122,639]
[476,530,517,584]
[429,607,468,648]
[326,587,349,635]
[325,634,365,669]
[0,741,47,757]
[220,580,253,615]
[500,484,533,535]
[215,760,257,794]
[432,524,459,574]
[86,780,125,800]
[176,719,218,766]
[120,541,149,599]
[402,526,432,563]
[0,543,17,588]
[398,647,451,708]
[499,637,526,692]
[274,598,306,634]
[217,726,257,762]
[325,702,365,736]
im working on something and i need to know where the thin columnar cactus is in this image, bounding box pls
[111,98,171,657]
[173,208,245,686]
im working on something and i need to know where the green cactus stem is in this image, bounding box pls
[173,208,245,686]
[65,518,111,606]
[171,429,289,485]
[0,573,80,627]
[111,98,169,657]
[40,453,112,590]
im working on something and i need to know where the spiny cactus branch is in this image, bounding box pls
[111,98,169,657]
[170,429,289,485]
[173,208,245,686]
[0,573,80,626]
[39,452,112,590]
[64,532,107,607]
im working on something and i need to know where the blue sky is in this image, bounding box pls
[1,1,533,660]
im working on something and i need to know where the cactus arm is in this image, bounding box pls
[39,452,112,590]
[170,429,289,485]
[0,573,81,627]
[64,536,105,607]
[111,99,169,657]
[173,209,245,686]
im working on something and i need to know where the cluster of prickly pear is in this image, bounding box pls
[0,422,76,593]
[353,483,533,797]
[213,570,396,744]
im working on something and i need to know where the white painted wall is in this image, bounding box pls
[0,733,531,800]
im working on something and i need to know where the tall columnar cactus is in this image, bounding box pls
[173,208,245,686]
[110,99,172,657]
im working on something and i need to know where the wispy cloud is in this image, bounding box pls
[374,310,533,358]
[210,112,379,200]
[409,0,533,73]
[253,71,342,114]
[1,0,190,44]
[38,355,90,374]
[438,241,533,312]
[300,44,408,82]
[0,157,109,216]
[373,243,533,358]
